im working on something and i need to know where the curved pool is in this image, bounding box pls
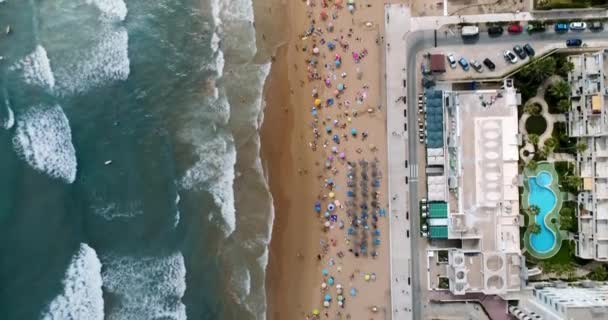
[528,171,558,253]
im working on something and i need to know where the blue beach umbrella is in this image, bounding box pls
[335,59,341,67]
[350,288,357,296]
[326,126,332,133]
[324,293,332,301]
[337,83,345,91]
[322,269,329,276]
[327,203,335,211]
[328,277,335,286]
[351,128,357,136]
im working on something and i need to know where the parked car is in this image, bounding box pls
[483,58,496,71]
[590,21,604,30]
[523,43,535,57]
[527,23,546,33]
[471,60,484,73]
[488,25,503,36]
[447,53,457,69]
[569,21,587,30]
[566,38,582,47]
[419,133,425,143]
[513,45,527,59]
[458,57,469,71]
[504,50,518,64]
[507,23,523,33]
[554,22,569,32]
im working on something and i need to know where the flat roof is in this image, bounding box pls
[430,226,448,239]
[429,202,448,218]
[430,54,446,73]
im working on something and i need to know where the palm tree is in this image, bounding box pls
[548,80,570,100]
[527,222,541,234]
[544,137,557,149]
[576,142,588,153]
[528,133,540,146]
[524,103,542,115]
[557,99,571,113]
[529,205,541,216]
[558,61,575,77]
[527,159,538,171]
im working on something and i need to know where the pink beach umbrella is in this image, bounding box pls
[339,152,345,159]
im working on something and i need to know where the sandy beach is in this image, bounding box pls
[260,0,390,318]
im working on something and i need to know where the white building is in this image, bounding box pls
[567,50,608,261]
[510,282,608,320]
[426,80,525,297]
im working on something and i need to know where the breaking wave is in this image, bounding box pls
[1,105,14,130]
[180,132,236,236]
[12,104,77,183]
[101,252,187,320]
[10,45,55,90]
[53,27,130,96]
[40,244,104,320]
[86,0,128,22]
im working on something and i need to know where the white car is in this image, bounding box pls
[447,53,457,69]
[503,50,518,64]
[569,22,587,30]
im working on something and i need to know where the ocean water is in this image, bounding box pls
[0,0,273,319]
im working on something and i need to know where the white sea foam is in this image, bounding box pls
[54,27,129,95]
[101,252,187,320]
[2,105,14,130]
[180,133,236,236]
[86,0,128,22]
[12,104,77,183]
[11,45,55,90]
[219,0,254,23]
[94,202,143,221]
[40,244,104,320]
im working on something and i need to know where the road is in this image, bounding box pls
[386,6,608,319]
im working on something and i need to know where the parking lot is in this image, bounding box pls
[418,22,608,81]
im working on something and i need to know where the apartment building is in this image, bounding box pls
[567,50,608,261]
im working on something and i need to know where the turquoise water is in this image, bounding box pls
[528,171,558,253]
[0,0,272,319]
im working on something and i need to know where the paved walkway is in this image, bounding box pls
[385,4,414,320]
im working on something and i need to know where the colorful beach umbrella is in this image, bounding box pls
[314,98,321,106]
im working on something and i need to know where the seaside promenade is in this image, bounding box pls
[384,5,414,320]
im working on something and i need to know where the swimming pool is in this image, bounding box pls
[528,171,558,253]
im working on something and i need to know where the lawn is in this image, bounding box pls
[526,115,548,135]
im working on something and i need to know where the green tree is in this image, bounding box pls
[521,57,556,85]
[576,142,588,153]
[529,205,541,216]
[528,133,540,146]
[524,103,542,115]
[557,99,571,113]
[560,205,577,232]
[562,175,582,192]
[558,61,575,77]
[545,137,557,149]
[527,222,541,234]
[588,265,608,281]
[527,159,538,171]
[548,81,571,101]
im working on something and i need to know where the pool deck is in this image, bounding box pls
[522,162,564,259]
